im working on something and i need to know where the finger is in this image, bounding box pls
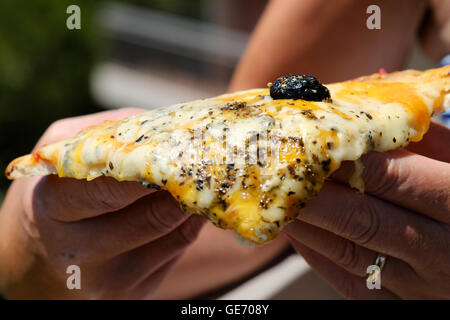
[332,149,450,224]
[38,191,205,263]
[26,108,151,222]
[287,238,399,299]
[124,257,181,299]
[99,215,205,298]
[405,120,450,163]
[294,181,449,266]
[283,220,427,299]
[37,108,145,148]
[30,175,154,222]
[121,215,205,289]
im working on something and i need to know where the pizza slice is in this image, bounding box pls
[6,66,450,245]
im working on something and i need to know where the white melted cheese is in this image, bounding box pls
[10,66,449,244]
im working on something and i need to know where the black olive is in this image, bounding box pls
[269,75,330,101]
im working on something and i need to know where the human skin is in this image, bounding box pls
[229,0,430,90]
[230,0,450,299]
[0,108,208,299]
[284,121,450,299]
[0,108,289,299]
[420,0,450,60]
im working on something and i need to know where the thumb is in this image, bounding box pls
[28,175,155,222]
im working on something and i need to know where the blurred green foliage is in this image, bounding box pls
[0,0,102,191]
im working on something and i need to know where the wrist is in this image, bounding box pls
[0,191,35,297]
[0,181,92,299]
[0,181,55,298]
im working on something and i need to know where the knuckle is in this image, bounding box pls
[145,202,173,234]
[339,196,381,246]
[175,218,200,245]
[403,225,425,252]
[144,194,184,234]
[364,154,401,197]
[32,176,70,220]
[86,178,126,212]
[333,239,359,270]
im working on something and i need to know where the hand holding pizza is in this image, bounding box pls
[284,121,450,299]
[0,109,205,299]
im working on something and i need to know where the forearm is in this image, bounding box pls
[419,0,450,60]
[229,0,427,91]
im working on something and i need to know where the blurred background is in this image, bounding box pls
[0,0,446,299]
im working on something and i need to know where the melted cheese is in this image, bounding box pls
[6,66,450,244]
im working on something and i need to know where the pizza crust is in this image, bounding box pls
[6,155,57,179]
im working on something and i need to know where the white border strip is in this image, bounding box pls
[218,255,311,300]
